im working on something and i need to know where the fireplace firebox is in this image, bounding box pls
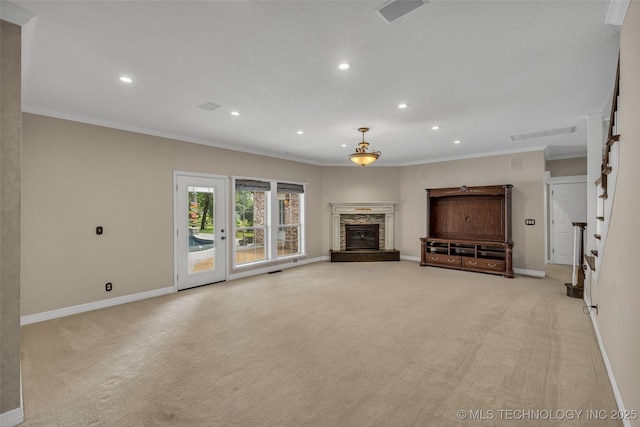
[345,224,379,251]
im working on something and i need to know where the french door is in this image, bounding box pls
[175,173,227,290]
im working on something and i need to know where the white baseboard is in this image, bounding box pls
[584,294,632,427]
[21,286,175,325]
[228,256,324,281]
[0,406,24,427]
[22,258,325,325]
[400,255,420,262]
[514,268,546,278]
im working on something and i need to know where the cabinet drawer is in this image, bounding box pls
[462,258,505,272]
[426,255,461,266]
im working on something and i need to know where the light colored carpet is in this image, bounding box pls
[20,261,619,426]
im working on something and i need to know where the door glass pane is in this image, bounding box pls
[188,186,215,274]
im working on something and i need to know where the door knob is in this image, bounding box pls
[220,236,226,240]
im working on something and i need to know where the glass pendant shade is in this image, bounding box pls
[349,128,381,166]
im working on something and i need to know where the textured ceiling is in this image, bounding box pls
[16,1,620,166]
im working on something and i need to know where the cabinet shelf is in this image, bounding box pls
[420,185,514,278]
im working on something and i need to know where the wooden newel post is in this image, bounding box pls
[565,221,587,298]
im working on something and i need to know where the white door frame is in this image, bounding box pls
[544,173,587,264]
[173,171,229,291]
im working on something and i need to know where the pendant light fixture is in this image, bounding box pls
[349,127,381,166]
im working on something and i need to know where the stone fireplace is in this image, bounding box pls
[345,224,380,251]
[329,202,399,261]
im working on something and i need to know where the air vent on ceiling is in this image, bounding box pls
[510,126,577,141]
[198,102,221,112]
[376,0,425,23]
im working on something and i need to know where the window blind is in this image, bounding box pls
[277,182,304,194]
[235,179,271,192]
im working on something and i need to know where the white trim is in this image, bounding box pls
[546,174,588,185]
[513,268,545,278]
[545,175,588,264]
[545,152,588,161]
[399,145,548,167]
[544,171,551,263]
[21,286,174,325]
[173,172,229,290]
[330,202,397,251]
[0,407,23,427]
[584,292,632,427]
[400,254,421,262]
[0,1,35,26]
[227,256,323,281]
[22,107,322,165]
[605,0,630,25]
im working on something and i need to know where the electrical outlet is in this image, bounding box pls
[105,282,112,292]
[96,226,103,235]
[525,219,535,225]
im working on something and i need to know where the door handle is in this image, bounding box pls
[220,236,226,240]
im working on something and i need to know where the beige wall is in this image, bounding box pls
[22,115,549,319]
[22,116,550,317]
[319,166,402,253]
[594,2,640,424]
[546,157,587,177]
[21,114,323,315]
[400,151,546,272]
[1,19,22,415]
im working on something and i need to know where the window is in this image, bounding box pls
[277,183,304,258]
[234,179,270,265]
[233,178,305,267]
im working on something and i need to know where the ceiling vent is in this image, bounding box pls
[198,102,221,112]
[376,0,425,23]
[510,126,577,141]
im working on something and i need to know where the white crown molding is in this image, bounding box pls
[0,1,35,26]
[546,152,588,161]
[605,0,630,25]
[399,145,548,167]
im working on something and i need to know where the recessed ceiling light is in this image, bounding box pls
[454,140,461,144]
[231,111,240,116]
[297,131,304,135]
[432,125,440,130]
[398,103,409,109]
[119,76,133,83]
[341,144,347,148]
[338,62,350,71]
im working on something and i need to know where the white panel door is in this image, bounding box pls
[551,182,587,265]
[175,174,227,290]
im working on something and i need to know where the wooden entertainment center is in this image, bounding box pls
[420,184,514,278]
